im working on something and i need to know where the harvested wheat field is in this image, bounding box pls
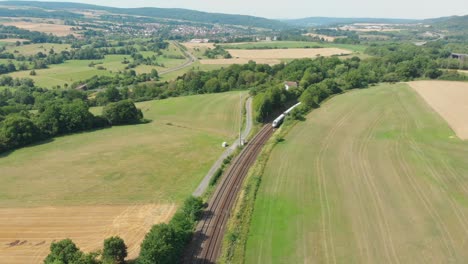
[409,81,468,140]
[200,58,281,65]
[0,204,176,263]
[182,42,215,49]
[1,22,77,36]
[227,48,350,60]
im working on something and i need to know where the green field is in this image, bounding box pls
[2,42,190,87]
[245,83,468,263]
[0,92,245,207]
[7,55,128,87]
[219,41,366,53]
[6,43,71,56]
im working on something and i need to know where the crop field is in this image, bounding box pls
[219,41,366,53]
[0,38,29,43]
[182,42,216,59]
[1,21,77,36]
[409,81,468,140]
[0,204,176,263]
[246,83,468,263]
[200,58,281,65]
[199,48,352,66]
[0,92,244,262]
[228,48,351,59]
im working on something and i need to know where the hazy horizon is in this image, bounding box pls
[7,0,468,19]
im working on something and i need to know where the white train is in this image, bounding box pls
[272,102,301,128]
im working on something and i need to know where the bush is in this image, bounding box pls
[102,100,144,125]
[0,115,41,150]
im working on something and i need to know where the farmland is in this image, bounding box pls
[199,47,352,65]
[219,41,366,52]
[1,21,77,36]
[0,92,244,263]
[5,43,71,55]
[4,41,190,87]
[409,81,468,140]
[245,83,468,263]
[8,55,126,87]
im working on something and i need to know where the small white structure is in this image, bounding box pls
[222,142,229,148]
[284,81,298,91]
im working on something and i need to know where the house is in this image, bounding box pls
[284,81,298,91]
[451,53,468,61]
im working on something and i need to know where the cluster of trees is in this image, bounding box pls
[0,88,144,153]
[138,196,204,263]
[203,46,232,59]
[44,236,127,264]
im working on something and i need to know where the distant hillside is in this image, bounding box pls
[283,17,418,27]
[424,15,468,31]
[0,1,290,30]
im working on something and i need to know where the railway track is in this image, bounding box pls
[184,125,274,264]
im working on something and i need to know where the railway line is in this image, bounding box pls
[184,124,274,264]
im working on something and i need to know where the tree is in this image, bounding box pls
[30,70,37,76]
[102,100,143,125]
[44,239,100,264]
[103,236,127,264]
[44,239,83,264]
[104,87,122,103]
[0,115,41,149]
[138,224,179,264]
[150,69,159,79]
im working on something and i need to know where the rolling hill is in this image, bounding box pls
[282,17,417,27]
[424,15,468,31]
[0,1,290,30]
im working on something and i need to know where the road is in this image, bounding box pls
[184,124,274,264]
[192,96,253,197]
[159,41,197,76]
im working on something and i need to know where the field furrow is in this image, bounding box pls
[245,83,468,263]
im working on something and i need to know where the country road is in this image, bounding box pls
[192,96,253,197]
[159,41,197,76]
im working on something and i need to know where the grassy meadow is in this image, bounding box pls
[245,83,468,263]
[0,92,246,207]
[2,41,191,87]
[8,55,125,87]
[5,43,71,55]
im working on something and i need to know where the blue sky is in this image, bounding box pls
[26,0,468,19]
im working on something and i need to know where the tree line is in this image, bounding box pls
[0,97,144,154]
